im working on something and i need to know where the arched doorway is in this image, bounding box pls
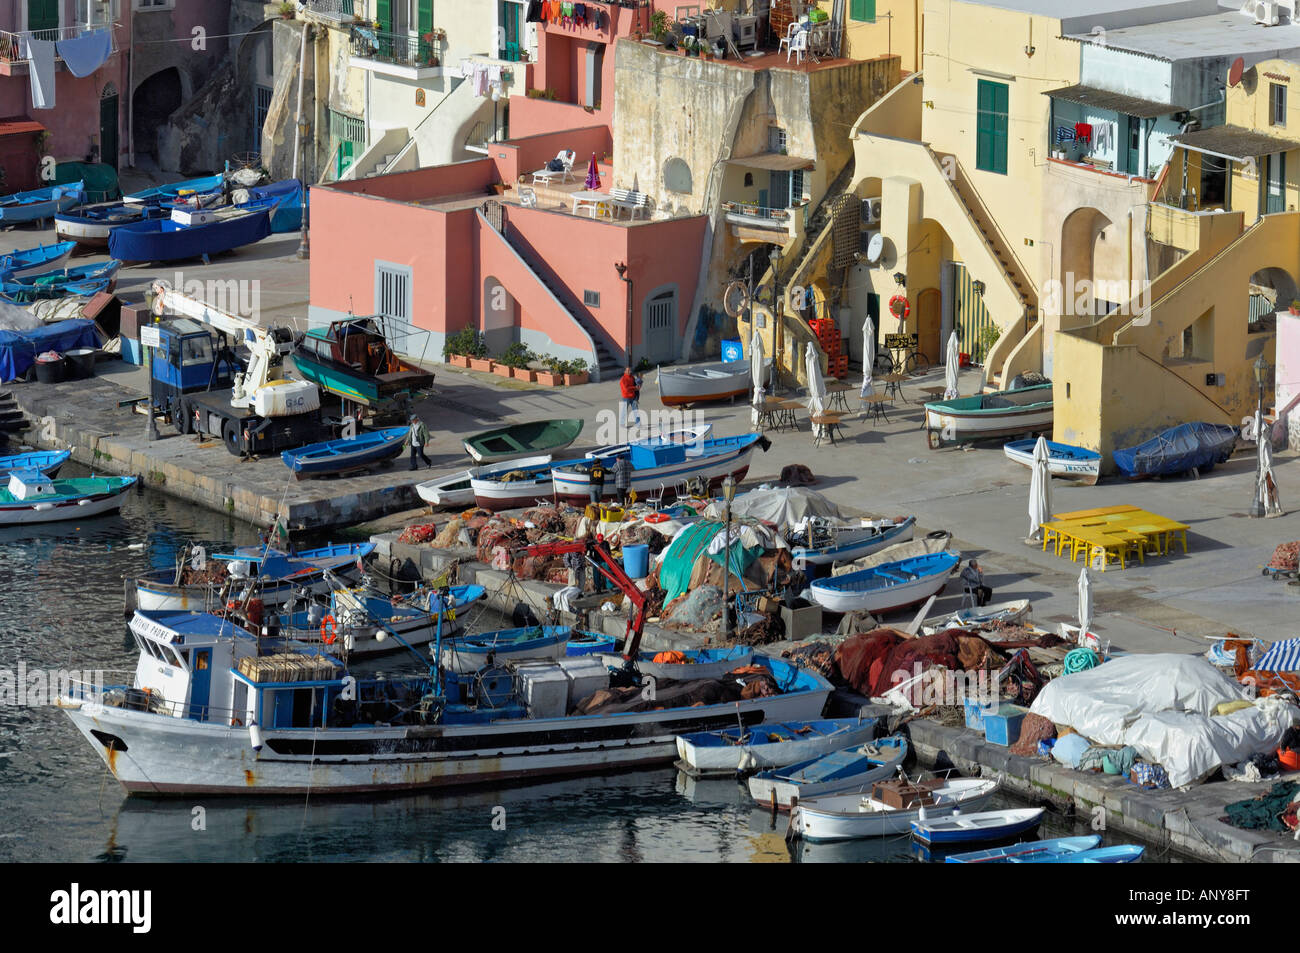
[133,68,184,162]
[99,83,118,169]
[1059,206,1116,321]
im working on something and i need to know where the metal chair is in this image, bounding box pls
[960,585,978,610]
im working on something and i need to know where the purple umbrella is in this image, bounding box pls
[585,153,601,191]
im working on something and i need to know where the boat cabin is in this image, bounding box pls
[7,469,55,499]
[299,317,433,389]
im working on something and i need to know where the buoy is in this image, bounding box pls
[248,721,263,752]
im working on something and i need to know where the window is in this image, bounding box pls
[976,79,1009,175]
[1272,83,1287,126]
[375,262,412,322]
[849,0,876,22]
[768,126,787,153]
[583,290,601,307]
[133,0,172,9]
[77,0,119,26]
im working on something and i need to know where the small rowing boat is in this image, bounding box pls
[416,468,477,509]
[1003,438,1100,484]
[0,241,74,279]
[0,470,135,525]
[747,735,909,810]
[911,806,1045,845]
[123,173,225,205]
[55,201,171,249]
[469,454,561,511]
[0,182,84,224]
[921,598,1031,634]
[1018,843,1144,864]
[657,360,753,406]
[676,718,877,778]
[944,835,1101,863]
[441,624,571,674]
[108,197,277,263]
[809,550,960,614]
[924,383,1053,448]
[280,427,409,478]
[790,777,999,841]
[0,260,122,303]
[790,515,916,565]
[463,418,584,464]
[0,449,69,479]
[1112,422,1238,480]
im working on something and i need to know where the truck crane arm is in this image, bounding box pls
[513,537,649,662]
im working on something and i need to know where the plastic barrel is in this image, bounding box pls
[622,543,650,579]
[33,356,64,383]
[64,348,95,380]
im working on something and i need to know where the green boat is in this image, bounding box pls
[463,418,584,464]
[291,316,435,410]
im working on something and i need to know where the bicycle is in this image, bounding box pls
[878,342,929,376]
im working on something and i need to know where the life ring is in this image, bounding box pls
[321,615,338,645]
[645,512,669,523]
[889,294,910,319]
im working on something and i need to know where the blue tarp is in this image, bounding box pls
[0,318,97,382]
[1113,422,1239,479]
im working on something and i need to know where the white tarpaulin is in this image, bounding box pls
[703,486,841,527]
[0,300,42,332]
[1030,653,1299,787]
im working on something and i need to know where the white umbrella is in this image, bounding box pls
[1258,409,1284,517]
[943,330,960,400]
[805,344,826,417]
[860,316,876,397]
[750,328,766,429]
[1028,435,1052,541]
[1077,565,1093,640]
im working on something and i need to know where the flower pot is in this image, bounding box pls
[493,362,514,378]
[511,366,536,382]
[447,354,470,368]
[565,371,589,386]
[468,357,494,373]
[1291,307,1300,316]
[537,371,562,386]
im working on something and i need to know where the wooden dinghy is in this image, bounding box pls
[924,383,1053,449]
[676,718,877,777]
[748,734,909,810]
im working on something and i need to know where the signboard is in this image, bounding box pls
[884,333,918,349]
[139,326,161,348]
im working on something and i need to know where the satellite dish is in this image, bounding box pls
[1228,57,1245,88]
[866,232,885,263]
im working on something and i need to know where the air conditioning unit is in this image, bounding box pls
[1254,0,1280,25]
[861,197,882,224]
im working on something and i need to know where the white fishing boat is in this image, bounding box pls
[657,360,755,406]
[747,735,909,810]
[1003,439,1100,485]
[469,455,559,511]
[911,807,1045,845]
[790,516,917,566]
[924,384,1053,449]
[676,718,877,777]
[790,777,999,841]
[419,454,553,511]
[809,551,960,614]
[921,598,1032,635]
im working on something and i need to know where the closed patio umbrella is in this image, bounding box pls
[584,153,601,191]
[860,315,876,398]
[1028,435,1052,542]
[1258,408,1284,517]
[805,345,827,438]
[943,330,960,400]
[1077,565,1092,640]
[750,328,766,429]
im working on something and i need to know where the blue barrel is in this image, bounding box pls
[622,543,650,579]
[721,339,743,362]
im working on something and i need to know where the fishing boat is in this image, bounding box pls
[279,584,485,656]
[291,316,435,410]
[676,718,877,777]
[1021,844,1144,863]
[924,383,1053,448]
[0,449,69,479]
[416,468,477,509]
[247,179,306,233]
[657,360,753,406]
[0,241,74,278]
[944,835,1101,863]
[55,201,171,249]
[60,619,832,795]
[809,550,960,614]
[0,470,135,524]
[790,777,1000,841]
[921,598,1032,635]
[280,427,409,478]
[463,419,584,464]
[108,197,277,263]
[441,625,572,674]
[0,260,122,304]
[790,516,917,566]
[634,646,752,680]
[130,541,376,612]
[123,173,225,205]
[1112,422,1239,480]
[470,454,562,511]
[1003,438,1100,484]
[747,735,910,810]
[551,432,770,505]
[0,182,85,225]
[566,631,618,655]
[911,807,1045,845]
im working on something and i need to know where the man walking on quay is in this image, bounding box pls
[408,413,432,470]
[619,365,642,432]
[612,453,632,506]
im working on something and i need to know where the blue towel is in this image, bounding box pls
[25,38,55,110]
[56,28,113,79]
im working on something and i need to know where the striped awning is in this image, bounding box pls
[1255,638,1300,673]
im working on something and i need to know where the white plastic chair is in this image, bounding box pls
[778,21,800,59]
[531,150,576,186]
[787,28,807,64]
[519,186,537,208]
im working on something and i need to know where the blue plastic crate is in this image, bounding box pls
[984,704,1029,746]
[963,697,992,731]
[121,336,142,366]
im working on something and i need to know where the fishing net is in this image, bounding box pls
[1268,541,1300,572]
[397,522,439,545]
[661,584,724,630]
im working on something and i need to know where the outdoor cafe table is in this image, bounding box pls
[570,190,611,218]
[824,379,854,413]
[1040,508,1190,567]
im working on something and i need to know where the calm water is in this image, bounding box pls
[0,469,1155,863]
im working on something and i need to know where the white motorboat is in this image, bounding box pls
[790,777,999,841]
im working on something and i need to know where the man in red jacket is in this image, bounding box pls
[619,364,641,432]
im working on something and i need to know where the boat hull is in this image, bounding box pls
[677,719,877,777]
[463,418,584,464]
[551,445,758,505]
[809,552,960,614]
[791,779,999,841]
[924,384,1054,445]
[416,470,475,508]
[108,201,274,263]
[281,427,408,476]
[658,361,751,406]
[793,517,916,566]
[911,807,1045,845]
[1003,440,1100,485]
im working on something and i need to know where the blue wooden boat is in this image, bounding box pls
[911,807,1045,845]
[0,470,135,524]
[944,835,1100,863]
[123,173,225,205]
[791,515,917,566]
[0,449,70,478]
[0,260,121,303]
[1003,438,1100,485]
[566,631,618,655]
[677,717,878,777]
[0,182,85,224]
[1019,843,1144,863]
[281,426,409,478]
[1113,422,1239,480]
[249,179,306,233]
[108,197,277,263]
[0,241,74,279]
[55,201,172,250]
[809,550,960,614]
[442,624,571,674]
[636,645,753,679]
[748,734,909,809]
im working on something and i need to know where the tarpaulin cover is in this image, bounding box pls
[0,318,96,381]
[1030,653,1299,786]
[702,486,841,528]
[659,521,765,602]
[55,161,120,204]
[1112,422,1239,479]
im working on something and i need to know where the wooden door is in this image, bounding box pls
[917,288,941,364]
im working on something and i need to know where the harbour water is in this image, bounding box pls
[0,473,1157,863]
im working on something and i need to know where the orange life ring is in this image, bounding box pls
[321,614,338,645]
[645,512,669,523]
[889,295,910,319]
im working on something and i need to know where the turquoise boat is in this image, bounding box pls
[0,260,121,304]
[0,470,135,525]
[291,316,435,409]
[924,383,1053,448]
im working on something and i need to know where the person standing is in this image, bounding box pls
[588,457,607,506]
[619,365,642,432]
[960,558,992,607]
[612,452,632,506]
[408,412,432,470]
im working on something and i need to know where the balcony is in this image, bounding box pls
[349,25,443,79]
[304,0,369,21]
[0,23,120,76]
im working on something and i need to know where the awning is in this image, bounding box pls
[1044,84,1183,120]
[728,152,815,171]
[1170,125,1300,162]
[0,117,45,137]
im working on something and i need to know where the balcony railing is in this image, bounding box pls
[0,24,119,65]
[722,201,794,226]
[464,116,509,153]
[350,25,438,69]
[306,0,368,21]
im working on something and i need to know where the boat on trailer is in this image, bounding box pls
[1003,438,1100,484]
[924,383,1053,449]
[809,550,960,614]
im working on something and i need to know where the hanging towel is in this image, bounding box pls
[55,28,112,79]
[25,37,55,110]
[575,3,586,23]
[1073,122,1092,143]
[525,0,543,22]
[473,65,490,97]
[488,65,503,83]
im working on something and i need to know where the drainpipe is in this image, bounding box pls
[127,10,134,167]
[292,24,307,181]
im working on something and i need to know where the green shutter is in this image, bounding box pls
[29,0,59,32]
[849,0,876,21]
[976,80,1008,175]
[418,0,433,34]
[375,0,392,32]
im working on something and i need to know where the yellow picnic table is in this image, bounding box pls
[1040,508,1188,568]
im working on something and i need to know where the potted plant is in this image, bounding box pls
[562,358,589,386]
[279,1,295,19]
[537,358,564,387]
[498,342,536,381]
[1291,299,1300,316]
[650,10,669,41]
[443,327,482,367]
